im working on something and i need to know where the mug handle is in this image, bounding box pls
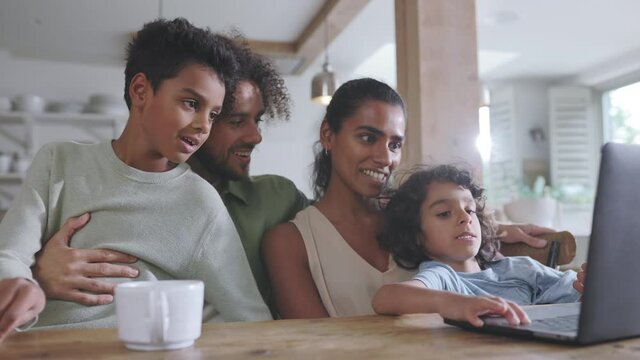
[150,291,170,344]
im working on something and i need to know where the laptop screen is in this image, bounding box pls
[578,142,640,343]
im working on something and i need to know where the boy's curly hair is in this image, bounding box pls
[378,164,500,270]
[124,18,239,114]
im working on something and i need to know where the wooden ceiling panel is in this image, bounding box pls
[248,0,370,75]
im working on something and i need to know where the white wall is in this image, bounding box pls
[488,80,551,162]
[511,81,551,161]
[250,71,325,198]
[0,49,124,104]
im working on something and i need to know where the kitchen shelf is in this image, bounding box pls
[0,111,127,210]
[0,174,24,182]
[0,110,126,122]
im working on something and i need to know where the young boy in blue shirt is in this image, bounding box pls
[374,165,585,327]
[0,18,271,342]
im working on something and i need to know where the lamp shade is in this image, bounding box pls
[311,62,337,105]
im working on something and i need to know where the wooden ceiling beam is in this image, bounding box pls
[247,0,369,75]
[294,0,369,74]
[246,40,296,56]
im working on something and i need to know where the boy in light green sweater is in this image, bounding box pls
[0,18,271,341]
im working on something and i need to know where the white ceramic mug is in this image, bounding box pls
[114,280,204,351]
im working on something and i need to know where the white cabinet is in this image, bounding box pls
[0,111,125,210]
[548,87,598,196]
[486,82,551,206]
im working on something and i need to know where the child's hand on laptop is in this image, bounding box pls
[0,278,45,342]
[441,295,530,328]
[573,263,586,293]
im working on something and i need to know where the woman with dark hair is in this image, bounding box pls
[263,78,411,318]
[262,78,556,319]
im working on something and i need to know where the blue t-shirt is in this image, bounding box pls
[413,256,581,305]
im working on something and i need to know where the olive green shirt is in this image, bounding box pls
[220,175,309,308]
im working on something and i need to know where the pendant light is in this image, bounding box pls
[311,19,337,105]
[479,83,490,107]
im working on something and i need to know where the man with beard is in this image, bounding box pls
[186,42,309,307]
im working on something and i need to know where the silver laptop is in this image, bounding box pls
[445,142,640,345]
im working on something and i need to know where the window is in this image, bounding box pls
[603,81,640,144]
[477,105,492,163]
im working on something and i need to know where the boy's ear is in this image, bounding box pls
[319,119,334,151]
[128,73,151,107]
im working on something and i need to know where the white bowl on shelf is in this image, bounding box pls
[0,154,11,174]
[13,94,46,113]
[89,93,123,106]
[11,157,31,174]
[84,104,128,116]
[503,198,558,228]
[0,97,11,112]
[48,101,85,114]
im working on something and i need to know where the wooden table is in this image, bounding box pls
[2,314,640,359]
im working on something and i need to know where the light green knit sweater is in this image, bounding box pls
[0,141,272,329]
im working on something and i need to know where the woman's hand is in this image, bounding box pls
[32,213,139,306]
[573,263,587,293]
[497,223,555,248]
[440,295,530,328]
[0,278,45,343]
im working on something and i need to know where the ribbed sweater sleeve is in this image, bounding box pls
[0,144,53,281]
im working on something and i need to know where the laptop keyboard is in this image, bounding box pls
[529,314,579,333]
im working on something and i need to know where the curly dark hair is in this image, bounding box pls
[224,33,291,121]
[124,18,239,114]
[311,78,406,200]
[378,164,500,270]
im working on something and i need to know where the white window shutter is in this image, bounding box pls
[488,87,521,205]
[548,87,598,195]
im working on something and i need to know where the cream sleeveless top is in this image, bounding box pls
[290,206,415,317]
